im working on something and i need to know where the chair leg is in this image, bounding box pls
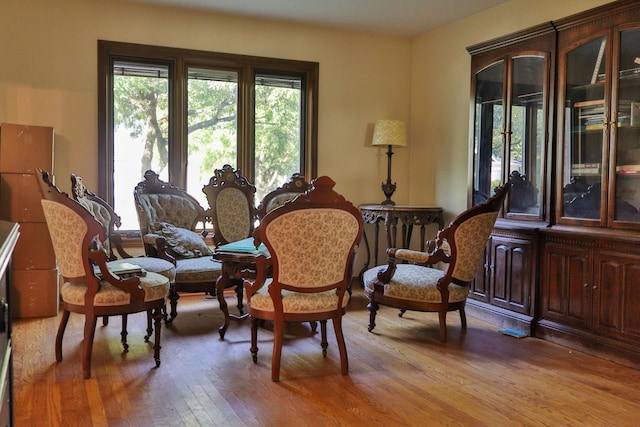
[250,316,259,363]
[102,315,109,326]
[438,310,448,342]
[152,307,163,368]
[167,284,179,324]
[82,316,98,379]
[320,320,328,357]
[271,318,285,382]
[145,309,153,342]
[332,316,349,375]
[367,300,379,332]
[460,306,467,330]
[119,314,128,351]
[55,310,71,362]
[309,321,318,332]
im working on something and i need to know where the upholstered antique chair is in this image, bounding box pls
[37,170,170,379]
[244,176,363,381]
[202,164,256,324]
[363,182,510,342]
[134,170,222,322]
[202,164,257,247]
[71,174,176,316]
[255,173,311,221]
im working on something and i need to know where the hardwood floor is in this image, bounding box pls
[12,287,640,426]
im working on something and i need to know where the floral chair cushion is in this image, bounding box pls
[247,279,351,312]
[174,257,223,283]
[60,271,170,306]
[151,222,214,258]
[41,200,88,279]
[265,208,360,287]
[263,192,300,215]
[450,211,498,282]
[362,264,469,303]
[215,187,252,243]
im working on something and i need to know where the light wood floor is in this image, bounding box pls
[12,287,640,426]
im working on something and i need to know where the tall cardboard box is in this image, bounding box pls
[0,123,57,317]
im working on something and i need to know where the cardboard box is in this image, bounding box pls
[11,269,59,318]
[12,222,56,270]
[0,173,45,222]
[0,123,53,174]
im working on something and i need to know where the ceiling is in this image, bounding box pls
[123,0,510,37]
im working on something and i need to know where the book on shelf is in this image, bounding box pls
[574,99,604,108]
[619,67,640,79]
[93,262,146,279]
[616,164,640,174]
[571,163,600,175]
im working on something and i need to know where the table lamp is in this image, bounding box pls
[371,119,407,205]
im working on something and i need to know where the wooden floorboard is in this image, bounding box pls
[12,287,640,426]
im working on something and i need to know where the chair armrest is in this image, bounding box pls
[390,248,432,264]
[89,245,145,300]
[376,241,451,285]
[243,255,271,299]
[109,232,134,259]
[142,233,177,265]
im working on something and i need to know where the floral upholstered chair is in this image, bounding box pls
[37,170,170,379]
[202,164,257,247]
[134,170,222,323]
[202,164,257,326]
[363,182,510,342]
[244,176,363,381]
[255,173,311,221]
[71,174,176,302]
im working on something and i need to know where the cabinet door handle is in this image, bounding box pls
[583,283,588,288]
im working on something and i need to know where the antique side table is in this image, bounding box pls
[358,204,444,275]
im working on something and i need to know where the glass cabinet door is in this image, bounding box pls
[472,54,547,219]
[473,60,504,204]
[611,28,640,225]
[508,55,545,216]
[560,36,608,222]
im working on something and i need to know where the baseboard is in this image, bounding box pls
[536,320,640,369]
[466,299,534,336]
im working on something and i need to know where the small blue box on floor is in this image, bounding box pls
[499,328,527,338]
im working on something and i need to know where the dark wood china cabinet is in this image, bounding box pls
[468,0,640,367]
[466,23,555,334]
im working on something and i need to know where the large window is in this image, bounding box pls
[98,41,318,231]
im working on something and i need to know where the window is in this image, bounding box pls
[98,41,318,231]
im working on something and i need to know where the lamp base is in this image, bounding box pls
[381,180,396,205]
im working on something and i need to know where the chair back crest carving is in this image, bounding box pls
[202,164,256,246]
[255,173,311,220]
[71,174,126,260]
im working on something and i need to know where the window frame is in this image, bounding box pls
[97,40,318,225]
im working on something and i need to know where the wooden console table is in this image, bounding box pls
[358,205,444,273]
